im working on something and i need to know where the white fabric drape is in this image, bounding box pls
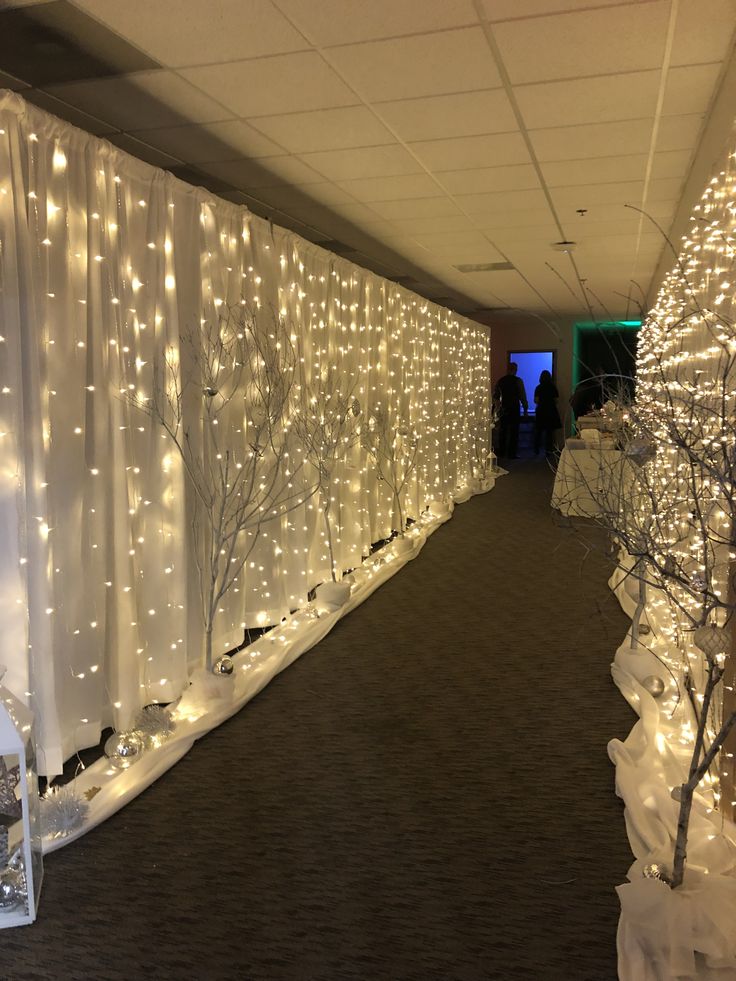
[0,90,490,775]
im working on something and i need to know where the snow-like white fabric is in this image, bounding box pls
[42,483,495,852]
[609,569,736,980]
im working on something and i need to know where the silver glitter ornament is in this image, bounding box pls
[134,705,176,748]
[690,573,708,593]
[41,784,89,839]
[212,655,234,676]
[642,675,665,698]
[104,731,144,769]
[0,865,26,911]
[643,863,670,884]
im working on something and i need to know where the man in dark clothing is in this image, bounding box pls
[493,362,528,459]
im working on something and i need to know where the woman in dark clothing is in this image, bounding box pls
[534,370,562,455]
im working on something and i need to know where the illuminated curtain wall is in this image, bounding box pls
[630,125,736,796]
[0,91,490,774]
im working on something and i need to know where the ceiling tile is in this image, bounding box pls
[662,63,724,115]
[246,183,353,212]
[273,0,476,46]
[487,223,561,245]
[427,244,506,264]
[200,155,324,189]
[656,114,706,151]
[130,120,285,162]
[298,144,422,181]
[481,0,639,18]
[438,163,541,194]
[72,0,308,66]
[529,114,705,162]
[0,0,159,86]
[369,197,463,220]
[326,27,500,102]
[21,87,118,134]
[454,187,549,214]
[515,71,660,129]
[323,201,388,224]
[550,179,646,207]
[376,89,517,142]
[106,133,183,168]
[474,207,557,229]
[44,71,231,130]
[542,154,651,187]
[555,199,677,226]
[181,52,358,117]
[410,132,531,170]
[246,105,395,153]
[410,230,501,253]
[530,118,655,162]
[493,4,669,85]
[388,214,476,235]
[671,0,736,67]
[650,148,693,179]
[335,173,444,202]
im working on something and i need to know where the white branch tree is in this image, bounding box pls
[361,404,419,538]
[131,302,315,669]
[560,300,736,890]
[291,365,361,582]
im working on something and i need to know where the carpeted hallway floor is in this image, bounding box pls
[2,459,636,981]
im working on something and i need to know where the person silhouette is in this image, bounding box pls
[493,362,528,459]
[533,369,562,456]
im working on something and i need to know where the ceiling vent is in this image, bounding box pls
[453,261,515,273]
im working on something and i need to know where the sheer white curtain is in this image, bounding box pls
[0,90,490,775]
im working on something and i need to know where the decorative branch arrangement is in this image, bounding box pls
[361,405,419,539]
[130,303,315,669]
[558,279,736,890]
[291,365,361,583]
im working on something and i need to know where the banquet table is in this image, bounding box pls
[551,440,623,517]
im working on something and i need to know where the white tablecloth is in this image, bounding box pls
[551,442,623,517]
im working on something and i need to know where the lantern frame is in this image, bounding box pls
[0,683,43,927]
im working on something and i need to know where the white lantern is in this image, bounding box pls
[0,678,43,927]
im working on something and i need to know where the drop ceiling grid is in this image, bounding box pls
[7,0,736,314]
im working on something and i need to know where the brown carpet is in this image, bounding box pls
[2,458,635,981]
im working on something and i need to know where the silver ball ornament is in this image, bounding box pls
[643,863,670,884]
[212,655,234,676]
[642,675,665,698]
[0,866,26,910]
[104,730,144,768]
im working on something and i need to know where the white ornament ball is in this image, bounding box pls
[642,675,665,698]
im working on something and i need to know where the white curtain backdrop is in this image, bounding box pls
[0,90,490,775]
